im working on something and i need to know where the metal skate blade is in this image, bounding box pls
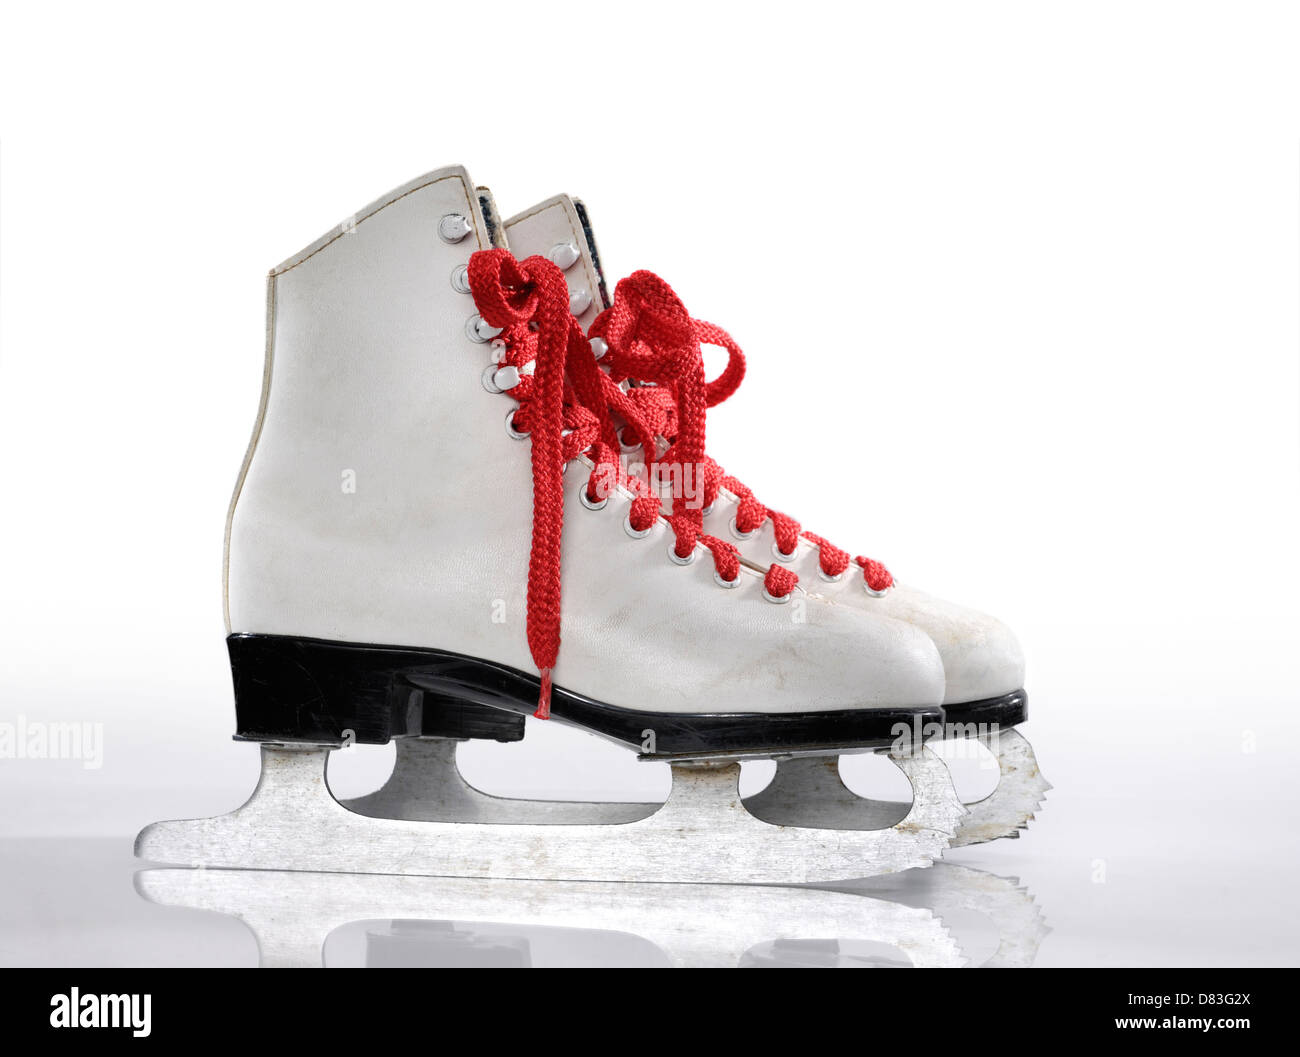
[750,729,1049,845]
[949,729,1051,847]
[346,739,655,825]
[135,867,965,968]
[744,754,914,830]
[136,742,964,884]
[344,738,906,827]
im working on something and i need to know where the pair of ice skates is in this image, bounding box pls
[137,165,1049,884]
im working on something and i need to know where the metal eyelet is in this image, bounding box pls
[729,516,758,541]
[771,542,798,563]
[450,264,471,294]
[714,570,741,589]
[817,567,844,583]
[505,409,529,439]
[481,364,521,392]
[701,503,714,517]
[579,483,609,511]
[863,581,892,598]
[762,587,793,605]
[590,337,609,360]
[570,287,593,315]
[624,515,653,539]
[492,365,521,391]
[617,427,641,453]
[549,242,580,269]
[438,214,472,243]
[466,314,503,344]
[667,542,697,566]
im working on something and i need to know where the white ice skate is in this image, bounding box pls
[136,166,967,884]
[364,191,1045,847]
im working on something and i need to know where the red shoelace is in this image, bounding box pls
[594,274,895,595]
[587,271,770,591]
[468,251,765,718]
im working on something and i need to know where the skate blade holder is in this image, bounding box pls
[343,732,1048,843]
[749,729,1048,842]
[136,739,967,884]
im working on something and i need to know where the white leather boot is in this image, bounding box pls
[480,193,1048,846]
[136,167,967,882]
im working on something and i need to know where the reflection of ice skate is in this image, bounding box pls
[134,868,966,969]
[361,921,533,969]
[839,862,1051,968]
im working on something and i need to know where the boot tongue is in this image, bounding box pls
[502,195,609,331]
[473,186,507,249]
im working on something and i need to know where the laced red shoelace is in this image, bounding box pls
[468,251,760,718]
[587,271,768,591]
[593,274,894,594]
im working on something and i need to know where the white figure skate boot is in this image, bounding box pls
[135,166,967,883]
[397,192,1043,848]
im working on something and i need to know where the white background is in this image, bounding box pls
[1,2,1297,965]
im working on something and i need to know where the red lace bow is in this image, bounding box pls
[591,273,796,599]
[591,271,892,594]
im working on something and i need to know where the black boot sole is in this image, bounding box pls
[228,633,943,759]
[941,689,1029,733]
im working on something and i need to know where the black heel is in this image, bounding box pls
[228,634,525,745]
